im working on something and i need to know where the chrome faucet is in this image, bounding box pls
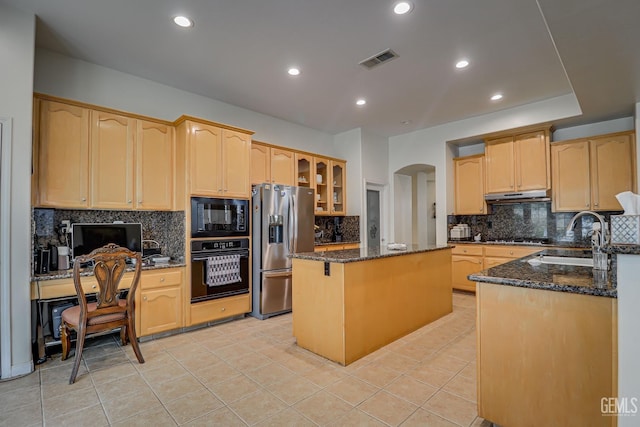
[566,210,609,270]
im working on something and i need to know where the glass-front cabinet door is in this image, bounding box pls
[330,161,345,215]
[314,158,329,215]
[295,153,312,188]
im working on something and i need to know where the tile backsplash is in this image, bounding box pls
[315,216,360,243]
[448,202,622,247]
[33,209,186,261]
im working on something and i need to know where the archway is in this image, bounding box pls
[393,164,436,246]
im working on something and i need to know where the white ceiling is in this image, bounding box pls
[2,0,639,137]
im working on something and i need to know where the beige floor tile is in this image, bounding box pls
[280,352,326,374]
[150,373,207,403]
[84,351,131,373]
[268,375,321,405]
[46,403,108,427]
[333,408,388,426]
[458,361,477,379]
[131,350,175,372]
[208,374,262,404]
[471,416,493,426]
[195,361,242,386]
[352,362,402,388]
[111,405,178,427]
[374,352,420,373]
[422,390,477,426]
[254,407,316,427]
[228,388,288,425]
[0,371,39,393]
[95,372,154,402]
[407,363,456,388]
[0,384,42,412]
[0,400,42,427]
[226,351,273,372]
[392,342,437,361]
[325,376,380,406]
[42,386,101,420]
[385,374,438,406]
[294,390,353,425]
[164,389,225,425]
[40,361,88,386]
[210,343,248,360]
[358,390,418,426]
[244,361,295,386]
[400,408,460,427]
[182,406,247,426]
[303,365,348,387]
[82,341,124,360]
[89,360,137,384]
[443,373,477,403]
[424,353,468,374]
[102,387,163,424]
[140,361,190,386]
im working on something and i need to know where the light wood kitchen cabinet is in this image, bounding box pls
[477,283,616,427]
[250,142,295,186]
[314,157,330,214]
[485,129,550,194]
[138,268,183,337]
[551,131,636,212]
[37,99,90,208]
[295,153,313,188]
[189,293,251,326]
[483,245,540,268]
[183,119,253,198]
[90,110,136,209]
[451,245,484,292]
[330,161,346,215]
[136,120,174,210]
[314,242,360,252]
[454,154,486,215]
[314,158,346,216]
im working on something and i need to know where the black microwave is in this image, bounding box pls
[191,197,249,238]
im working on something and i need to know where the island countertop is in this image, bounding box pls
[468,248,616,298]
[290,244,453,263]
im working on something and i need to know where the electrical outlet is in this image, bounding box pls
[61,220,71,234]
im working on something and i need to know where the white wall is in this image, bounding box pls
[34,49,335,157]
[388,93,582,245]
[553,117,634,141]
[333,128,362,217]
[0,5,35,378]
[393,174,412,243]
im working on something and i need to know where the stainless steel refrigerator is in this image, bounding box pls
[251,184,315,319]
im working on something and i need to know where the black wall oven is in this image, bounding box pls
[190,238,250,303]
[191,197,249,238]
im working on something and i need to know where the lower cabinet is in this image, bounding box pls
[189,293,251,326]
[451,245,484,292]
[314,242,360,252]
[138,267,184,337]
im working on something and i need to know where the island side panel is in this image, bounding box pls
[476,283,617,427]
[343,249,453,364]
[292,258,346,365]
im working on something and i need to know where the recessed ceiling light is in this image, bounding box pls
[173,16,193,28]
[356,99,367,106]
[287,68,300,76]
[393,1,413,15]
[455,60,469,69]
[491,93,503,101]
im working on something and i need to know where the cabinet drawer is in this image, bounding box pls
[141,268,182,290]
[451,245,484,256]
[189,293,250,326]
[38,274,133,300]
[483,246,540,259]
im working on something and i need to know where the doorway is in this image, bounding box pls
[393,164,436,245]
[365,182,387,249]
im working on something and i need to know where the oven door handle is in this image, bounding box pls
[192,253,249,262]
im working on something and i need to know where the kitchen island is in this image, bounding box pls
[469,249,617,427]
[290,244,452,365]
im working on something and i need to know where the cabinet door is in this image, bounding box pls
[140,286,182,336]
[590,133,636,211]
[454,155,485,215]
[38,100,90,208]
[90,111,135,209]
[452,255,483,292]
[551,141,591,212]
[314,158,330,215]
[250,143,270,185]
[330,161,346,215]
[485,136,515,193]
[189,122,222,196]
[222,129,251,198]
[271,148,295,186]
[483,257,512,269]
[515,131,549,191]
[136,120,174,210]
[295,153,313,188]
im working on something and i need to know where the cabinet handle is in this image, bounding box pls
[218,188,223,192]
[586,203,590,207]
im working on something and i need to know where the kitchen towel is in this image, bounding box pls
[206,254,241,287]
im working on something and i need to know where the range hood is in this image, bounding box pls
[484,189,551,204]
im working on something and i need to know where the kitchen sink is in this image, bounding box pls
[527,255,594,267]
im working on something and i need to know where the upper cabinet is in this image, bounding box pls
[330,161,346,215]
[295,153,313,188]
[314,157,329,214]
[454,155,486,215]
[37,99,90,208]
[313,158,346,215]
[551,131,636,212]
[485,129,550,194]
[250,142,295,186]
[179,118,252,199]
[34,95,176,211]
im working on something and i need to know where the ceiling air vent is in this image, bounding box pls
[359,49,398,69]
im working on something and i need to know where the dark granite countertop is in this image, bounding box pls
[469,248,616,298]
[291,244,452,263]
[448,240,590,248]
[605,244,640,255]
[314,241,360,246]
[32,261,187,282]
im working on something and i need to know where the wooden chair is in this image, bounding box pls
[60,243,145,384]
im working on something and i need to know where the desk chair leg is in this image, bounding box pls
[126,319,145,364]
[69,326,86,384]
[60,323,71,361]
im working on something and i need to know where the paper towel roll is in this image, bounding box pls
[615,191,640,215]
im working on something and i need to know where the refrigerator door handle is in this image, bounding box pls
[287,194,294,254]
[291,193,297,253]
[263,270,292,279]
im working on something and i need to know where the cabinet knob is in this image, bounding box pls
[81,197,86,202]
[463,249,467,253]
[160,277,165,282]
[594,202,599,207]
[586,203,590,207]
[143,296,147,301]
[221,307,226,312]
[509,251,514,255]
[127,200,132,204]
[218,188,223,192]
[92,285,96,289]
[138,200,142,204]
